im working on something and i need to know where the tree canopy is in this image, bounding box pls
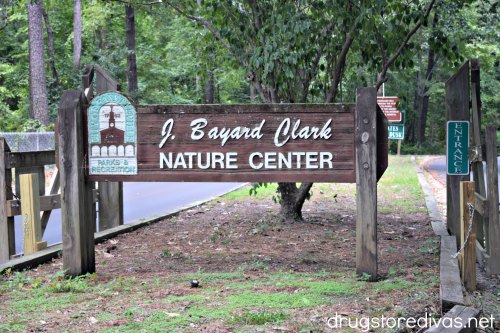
[0,0,498,218]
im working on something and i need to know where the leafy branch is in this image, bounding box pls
[375,0,436,89]
[163,1,236,55]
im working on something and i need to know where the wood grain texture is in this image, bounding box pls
[470,82,487,252]
[20,173,45,255]
[95,66,123,230]
[15,166,45,197]
[355,88,378,280]
[445,61,470,242]
[426,305,480,333]
[0,138,12,263]
[485,126,500,275]
[7,194,61,217]
[376,105,388,180]
[440,235,465,311]
[459,181,476,291]
[40,170,60,235]
[5,151,55,169]
[95,64,121,92]
[88,103,356,183]
[58,90,95,277]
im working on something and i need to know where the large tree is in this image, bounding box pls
[125,4,138,102]
[165,0,441,221]
[27,0,49,126]
[73,0,82,71]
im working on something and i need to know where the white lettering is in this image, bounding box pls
[159,119,175,148]
[191,118,207,140]
[249,152,263,169]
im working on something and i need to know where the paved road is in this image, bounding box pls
[423,156,500,192]
[13,182,242,254]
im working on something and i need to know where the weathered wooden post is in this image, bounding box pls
[94,65,124,231]
[445,62,470,241]
[58,90,95,276]
[355,87,378,280]
[0,138,15,263]
[459,181,476,291]
[485,126,500,275]
[470,60,487,257]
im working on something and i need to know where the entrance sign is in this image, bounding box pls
[88,92,137,175]
[446,121,469,175]
[59,71,387,281]
[377,97,402,122]
[388,124,405,140]
[86,102,357,183]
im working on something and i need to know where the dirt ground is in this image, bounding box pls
[0,156,463,332]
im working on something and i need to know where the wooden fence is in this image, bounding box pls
[0,65,125,265]
[0,143,59,263]
[446,59,500,275]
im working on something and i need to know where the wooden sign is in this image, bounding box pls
[377,96,402,122]
[88,92,137,175]
[86,100,356,183]
[61,84,386,280]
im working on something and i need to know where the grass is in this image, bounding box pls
[0,156,443,332]
[222,156,426,215]
[0,268,437,332]
[222,183,279,201]
[378,156,427,213]
[230,310,288,325]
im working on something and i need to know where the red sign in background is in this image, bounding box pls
[377,97,402,122]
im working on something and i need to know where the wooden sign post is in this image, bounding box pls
[57,85,387,278]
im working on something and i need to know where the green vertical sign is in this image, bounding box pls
[446,121,469,175]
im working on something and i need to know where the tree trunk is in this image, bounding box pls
[410,45,423,144]
[203,71,215,104]
[417,13,438,146]
[125,5,138,102]
[250,83,256,103]
[42,8,58,88]
[277,182,313,222]
[27,0,49,126]
[96,26,106,50]
[73,0,82,71]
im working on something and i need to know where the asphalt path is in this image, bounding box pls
[13,182,241,254]
[423,156,500,193]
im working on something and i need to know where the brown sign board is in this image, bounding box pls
[86,103,357,183]
[377,97,402,122]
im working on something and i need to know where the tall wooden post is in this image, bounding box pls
[445,62,470,241]
[459,181,476,291]
[58,90,95,276]
[0,138,15,262]
[355,87,378,280]
[485,126,500,275]
[94,65,124,231]
[81,65,97,232]
[470,60,487,253]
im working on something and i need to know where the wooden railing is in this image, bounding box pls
[0,143,59,263]
[0,65,125,265]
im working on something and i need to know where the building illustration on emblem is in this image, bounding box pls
[88,92,137,175]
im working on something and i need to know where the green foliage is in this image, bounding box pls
[248,182,314,204]
[0,0,496,149]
